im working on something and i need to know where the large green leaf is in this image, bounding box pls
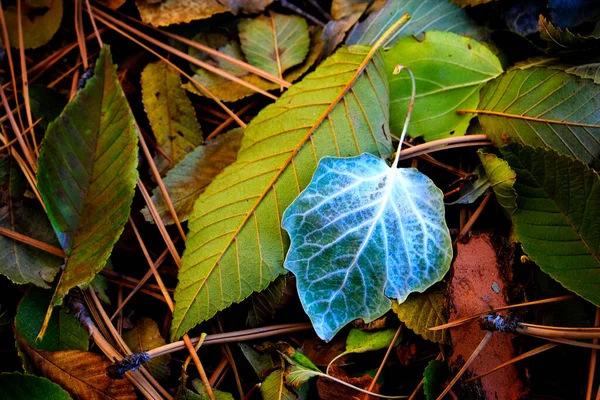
[239,13,310,78]
[0,156,62,287]
[15,289,89,352]
[386,31,502,141]
[142,128,243,225]
[346,0,484,47]
[477,149,517,214]
[477,67,600,165]
[141,61,203,173]
[391,282,450,344]
[185,30,324,102]
[171,44,393,340]
[122,318,170,381]
[501,144,600,307]
[36,47,138,320]
[2,0,63,49]
[0,372,72,400]
[282,154,452,341]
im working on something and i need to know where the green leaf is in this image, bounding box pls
[141,61,203,173]
[36,47,138,317]
[142,128,243,225]
[239,13,310,78]
[122,318,170,381]
[239,343,278,378]
[500,144,600,307]
[184,29,324,102]
[445,165,490,205]
[477,67,600,165]
[282,154,452,341]
[477,149,517,214]
[0,372,72,400]
[346,0,484,47]
[171,43,393,341]
[191,379,234,400]
[2,0,63,49]
[391,282,450,344]
[566,63,600,84]
[345,328,398,353]
[15,289,89,352]
[538,15,600,54]
[386,31,502,141]
[248,274,287,327]
[261,369,297,400]
[423,360,447,400]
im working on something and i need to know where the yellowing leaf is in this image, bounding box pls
[386,31,502,141]
[141,61,203,173]
[392,283,450,344]
[142,128,243,225]
[16,332,136,399]
[261,370,297,400]
[184,30,324,102]
[135,0,274,27]
[36,47,138,325]
[123,318,170,381]
[282,154,452,340]
[171,42,393,341]
[2,0,63,49]
[239,13,310,79]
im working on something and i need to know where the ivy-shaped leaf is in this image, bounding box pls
[282,154,452,341]
[239,13,310,78]
[142,128,243,225]
[171,37,395,341]
[36,46,138,328]
[0,372,72,400]
[501,144,600,307]
[386,31,503,141]
[391,282,450,344]
[141,61,203,173]
[477,67,600,165]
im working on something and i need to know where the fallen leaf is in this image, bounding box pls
[122,318,170,381]
[261,369,297,400]
[2,0,63,49]
[0,372,71,400]
[423,360,447,400]
[477,149,517,215]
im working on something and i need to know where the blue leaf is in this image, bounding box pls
[282,154,452,341]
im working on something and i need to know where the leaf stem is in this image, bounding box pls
[391,66,416,169]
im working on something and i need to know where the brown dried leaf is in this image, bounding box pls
[16,332,136,399]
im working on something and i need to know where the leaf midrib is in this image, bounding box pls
[173,46,383,336]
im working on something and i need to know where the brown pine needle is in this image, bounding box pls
[457,109,600,128]
[363,325,403,399]
[464,343,558,383]
[453,193,492,244]
[74,0,89,69]
[436,331,493,400]
[0,84,36,172]
[0,226,65,257]
[206,102,254,141]
[429,295,576,331]
[16,0,37,155]
[587,309,600,399]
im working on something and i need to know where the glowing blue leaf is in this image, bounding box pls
[282,154,452,341]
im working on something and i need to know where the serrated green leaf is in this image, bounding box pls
[0,372,72,400]
[566,63,600,83]
[477,67,600,165]
[282,154,452,341]
[477,149,517,214]
[248,274,287,327]
[501,144,600,307]
[184,29,324,102]
[538,15,600,54]
[142,128,243,225]
[423,360,447,400]
[386,31,502,141]
[2,0,63,49]
[239,13,310,78]
[445,165,490,205]
[141,61,203,173]
[171,43,393,341]
[15,289,89,351]
[36,46,138,318]
[261,369,297,400]
[346,0,484,47]
[391,283,450,344]
[122,318,170,381]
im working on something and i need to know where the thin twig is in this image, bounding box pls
[16,0,36,155]
[587,309,600,399]
[0,226,65,257]
[453,193,492,244]
[363,325,403,399]
[436,331,493,400]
